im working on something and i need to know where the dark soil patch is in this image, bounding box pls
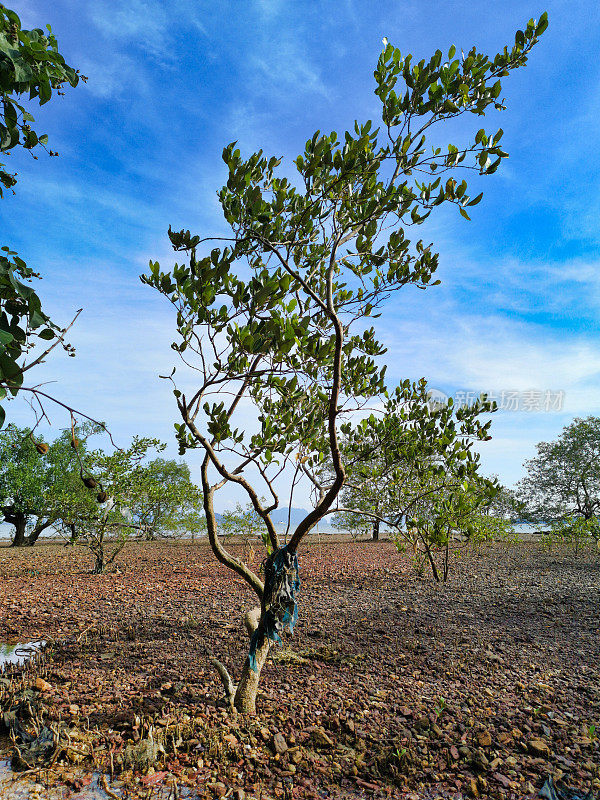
[0,539,598,799]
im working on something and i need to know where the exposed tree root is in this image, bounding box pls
[209,657,236,706]
[244,606,261,636]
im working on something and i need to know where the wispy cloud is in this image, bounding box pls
[249,36,330,101]
[383,308,600,397]
[75,52,151,100]
[253,0,284,20]
[88,0,170,51]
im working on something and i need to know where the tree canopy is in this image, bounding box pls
[517,415,600,537]
[57,435,165,572]
[0,423,203,557]
[0,5,81,425]
[125,457,203,540]
[325,382,503,579]
[0,423,49,545]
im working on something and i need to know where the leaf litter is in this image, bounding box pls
[0,539,598,799]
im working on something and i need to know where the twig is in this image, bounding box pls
[5,386,121,450]
[11,766,40,780]
[18,309,83,377]
[101,774,121,799]
[76,624,97,643]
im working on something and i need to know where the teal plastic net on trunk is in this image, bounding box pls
[248,545,300,672]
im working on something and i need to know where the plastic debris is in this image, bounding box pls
[248,546,300,671]
[539,777,595,800]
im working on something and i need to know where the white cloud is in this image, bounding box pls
[253,0,284,20]
[229,4,330,105]
[378,302,600,487]
[383,309,600,396]
[89,0,170,51]
[75,52,150,100]
[250,37,330,101]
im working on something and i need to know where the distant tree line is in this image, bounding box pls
[0,424,204,571]
[516,416,600,544]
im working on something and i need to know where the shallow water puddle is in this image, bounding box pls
[0,759,114,800]
[0,643,45,673]
[1,746,191,800]
[0,741,122,800]
[0,760,190,800]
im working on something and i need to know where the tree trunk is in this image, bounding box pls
[234,635,271,714]
[423,541,441,582]
[93,549,105,574]
[372,518,380,541]
[27,519,53,546]
[91,525,107,573]
[442,540,450,582]
[9,513,27,547]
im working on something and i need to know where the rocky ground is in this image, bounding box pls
[0,538,599,799]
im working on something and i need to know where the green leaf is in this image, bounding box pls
[38,78,52,104]
[0,329,14,346]
[443,99,459,113]
[29,309,46,329]
[536,12,549,35]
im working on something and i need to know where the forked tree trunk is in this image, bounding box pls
[234,635,271,714]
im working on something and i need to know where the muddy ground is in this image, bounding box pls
[0,538,599,799]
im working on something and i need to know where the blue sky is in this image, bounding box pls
[3,0,600,509]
